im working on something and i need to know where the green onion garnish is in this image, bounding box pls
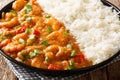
[25,28,31,34]
[14,26,20,29]
[46,26,52,33]
[70,50,76,57]
[42,40,49,46]
[26,39,33,45]
[11,10,17,15]
[0,34,7,42]
[21,53,27,58]
[19,38,26,44]
[67,44,72,49]
[45,56,49,61]
[64,31,68,35]
[45,14,51,18]
[68,60,74,70]
[29,52,36,59]
[29,34,36,40]
[34,49,40,54]
[29,49,40,59]
[25,16,32,22]
[25,5,32,14]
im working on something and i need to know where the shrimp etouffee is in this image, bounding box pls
[0,0,91,70]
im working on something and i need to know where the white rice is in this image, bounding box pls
[37,0,120,64]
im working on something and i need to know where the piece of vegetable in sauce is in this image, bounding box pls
[25,5,32,14]
[25,28,31,34]
[70,50,76,57]
[25,16,32,22]
[33,29,40,37]
[26,34,36,45]
[21,53,27,59]
[45,14,51,18]
[34,49,40,54]
[26,39,33,45]
[0,34,7,42]
[29,52,36,59]
[29,49,40,59]
[45,56,49,61]
[68,60,74,70]
[42,40,48,46]
[20,53,27,59]
[75,53,85,63]
[29,34,36,40]
[16,26,27,34]
[46,26,52,33]
[14,25,21,29]
[18,52,27,60]
[67,44,72,49]
[64,30,69,36]
[10,10,17,15]
[75,53,85,59]
[6,34,13,38]
[19,38,26,44]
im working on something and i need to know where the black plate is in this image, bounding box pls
[0,0,120,76]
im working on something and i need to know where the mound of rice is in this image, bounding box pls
[37,0,120,64]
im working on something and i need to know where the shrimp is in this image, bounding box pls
[34,18,44,30]
[55,61,69,70]
[44,17,61,31]
[46,31,60,40]
[61,61,69,70]
[3,28,19,36]
[47,31,68,45]
[55,47,66,57]
[31,55,47,68]
[0,17,19,28]
[45,45,59,54]
[0,39,11,48]
[45,45,68,58]
[45,52,54,60]
[28,0,43,15]
[12,33,28,41]
[2,42,25,53]
[31,4,43,15]
[0,27,9,34]
[12,0,27,11]
[25,45,46,51]
[5,12,14,21]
